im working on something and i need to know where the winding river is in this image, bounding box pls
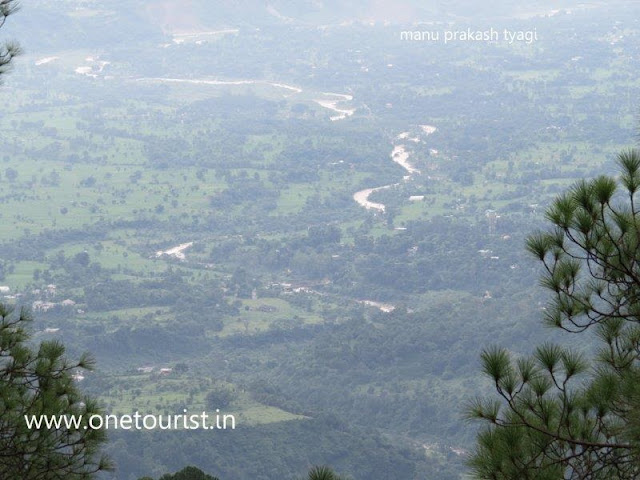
[135,78,356,120]
[353,125,437,212]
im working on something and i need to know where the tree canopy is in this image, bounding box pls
[0,304,111,478]
[467,149,640,479]
[306,465,345,480]
[136,465,341,480]
[0,0,20,79]
[145,465,220,480]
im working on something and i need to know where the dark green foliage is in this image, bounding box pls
[138,465,341,480]
[306,465,343,480]
[107,416,448,480]
[0,304,111,478]
[138,466,220,480]
[0,0,20,80]
[159,466,220,480]
[204,385,235,410]
[468,150,640,479]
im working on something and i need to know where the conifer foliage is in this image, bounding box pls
[468,150,640,479]
[0,0,20,79]
[0,305,112,478]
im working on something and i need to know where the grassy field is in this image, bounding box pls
[100,374,305,426]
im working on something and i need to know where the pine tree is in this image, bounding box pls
[0,0,20,79]
[467,149,640,479]
[306,465,344,480]
[0,305,112,478]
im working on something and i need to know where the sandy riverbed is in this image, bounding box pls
[156,242,193,260]
[35,56,59,66]
[314,92,355,121]
[137,77,303,95]
[391,145,420,174]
